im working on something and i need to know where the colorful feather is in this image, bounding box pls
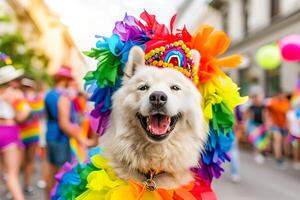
[52,154,216,200]
[70,117,90,163]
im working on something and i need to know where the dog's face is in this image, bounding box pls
[111,47,206,144]
[105,47,208,186]
[130,67,196,142]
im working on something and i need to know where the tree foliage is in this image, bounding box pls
[0,10,50,83]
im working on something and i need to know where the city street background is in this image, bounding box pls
[1,0,300,199]
[214,151,300,200]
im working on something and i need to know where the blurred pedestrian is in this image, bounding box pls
[36,81,49,189]
[266,91,291,166]
[0,65,30,200]
[288,81,300,170]
[287,105,300,170]
[230,106,243,183]
[246,94,269,164]
[67,80,98,162]
[18,77,45,195]
[44,66,86,199]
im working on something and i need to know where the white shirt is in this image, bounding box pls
[0,99,15,119]
[287,110,300,138]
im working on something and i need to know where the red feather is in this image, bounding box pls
[170,14,177,35]
[140,10,156,29]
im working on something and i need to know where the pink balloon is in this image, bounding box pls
[279,35,300,62]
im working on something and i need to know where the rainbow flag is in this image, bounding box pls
[248,125,270,151]
[18,97,45,145]
[70,117,90,163]
[20,121,40,145]
[291,79,300,107]
[28,97,45,117]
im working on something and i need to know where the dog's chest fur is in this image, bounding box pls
[101,122,204,189]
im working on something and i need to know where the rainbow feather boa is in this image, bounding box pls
[52,153,216,200]
[84,11,247,182]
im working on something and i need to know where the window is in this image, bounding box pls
[265,66,280,96]
[242,0,249,35]
[270,0,280,19]
[239,67,251,96]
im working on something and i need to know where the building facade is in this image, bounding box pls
[178,0,300,96]
[1,0,88,85]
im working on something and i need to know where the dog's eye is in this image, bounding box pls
[170,85,181,91]
[138,85,149,91]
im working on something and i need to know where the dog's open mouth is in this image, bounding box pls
[136,113,181,141]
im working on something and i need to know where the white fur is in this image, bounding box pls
[99,47,208,189]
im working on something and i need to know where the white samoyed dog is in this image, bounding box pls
[100,46,208,189]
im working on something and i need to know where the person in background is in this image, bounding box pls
[44,66,87,199]
[287,94,300,170]
[266,91,291,166]
[229,106,244,183]
[18,77,45,195]
[0,65,30,200]
[67,80,98,160]
[36,81,49,189]
[246,93,268,164]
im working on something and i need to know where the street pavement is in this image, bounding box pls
[1,150,300,200]
[213,150,300,200]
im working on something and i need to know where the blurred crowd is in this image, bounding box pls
[230,84,300,182]
[0,65,98,200]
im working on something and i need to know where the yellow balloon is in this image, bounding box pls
[256,44,281,70]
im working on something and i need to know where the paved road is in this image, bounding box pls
[1,150,300,200]
[213,150,300,200]
[0,158,45,200]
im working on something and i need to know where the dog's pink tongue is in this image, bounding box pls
[148,115,170,135]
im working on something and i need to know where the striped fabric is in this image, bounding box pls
[19,96,45,145]
[20,120,41,145]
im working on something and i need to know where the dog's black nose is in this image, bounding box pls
[149,91,168,107]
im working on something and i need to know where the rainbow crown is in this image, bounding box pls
[145,40,198,83]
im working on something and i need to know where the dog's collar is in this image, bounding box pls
[137,169,166,191]
[143,169,165,180]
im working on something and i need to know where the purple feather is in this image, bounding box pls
[51,162,77,196]
[89,110,110,136]
[112,13,147,43]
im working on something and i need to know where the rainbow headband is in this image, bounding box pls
[144,39,198,84]
[84,11,247,182]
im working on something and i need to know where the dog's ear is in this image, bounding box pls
[124,46,145,80]
[190,49,201,71]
